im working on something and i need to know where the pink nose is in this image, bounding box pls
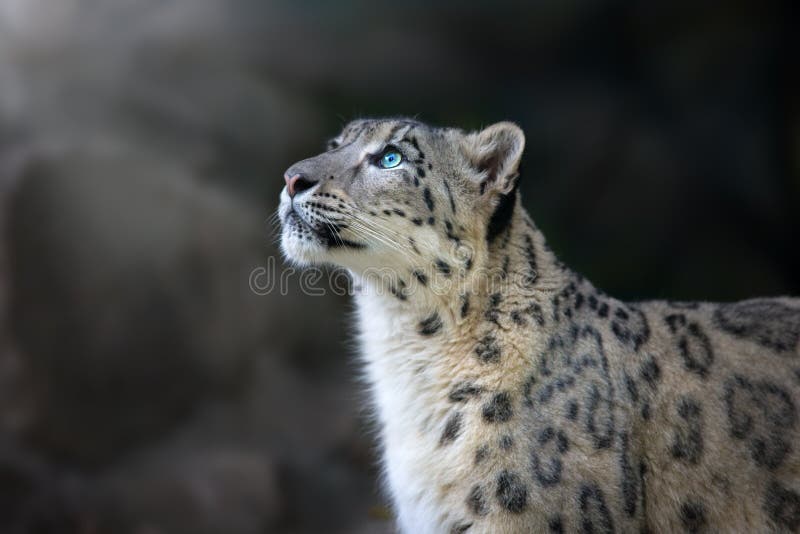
[284,173,316,198]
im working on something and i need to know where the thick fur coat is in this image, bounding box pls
[279,118,800,533]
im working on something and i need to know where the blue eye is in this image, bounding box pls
[379,149,403,169]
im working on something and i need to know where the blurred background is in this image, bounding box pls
[0,1,797,532]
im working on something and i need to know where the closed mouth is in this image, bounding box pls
[317,223,367,249]
[286,208,312,232]
[286,208,366,250]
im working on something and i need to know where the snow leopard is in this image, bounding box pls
[278,117,800,533]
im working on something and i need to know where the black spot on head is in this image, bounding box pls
[486,184,517,243]
[427,216,435,225]
[440,412,463,445]
[680,500,707,533]
[407,135,424,159]
[412,270,428,286]
[764,480,800,530]
[417,166,426,178]
[411,217,423,226]
[598,303,609,318]
[482,392,513,423]
[443,179,457,213]
[435,259,451,276]
[496,470,528,513]
[475,445,489,465]
[418,312,443,336]
[467,485,489,516]
[423,187,435,211]
[499,435,513,450]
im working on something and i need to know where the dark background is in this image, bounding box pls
[0,1,797,533]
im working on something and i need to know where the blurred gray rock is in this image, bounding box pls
[99,448,280,534]
[6,149,269,466]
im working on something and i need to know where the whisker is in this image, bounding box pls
[348,212,425,254]
[266,207,281,225]
[344,217,411,254]
[347,211,408,240]
[344,218,400,249]
[297,200,430,257]
[347,221,407,254]
[316,211,370,250]
[266,209,283,239]
[323,220,345,247]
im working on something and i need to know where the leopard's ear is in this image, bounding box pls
[462,122,525,195]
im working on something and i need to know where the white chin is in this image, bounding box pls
[280,232,328,266]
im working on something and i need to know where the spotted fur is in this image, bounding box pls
[279,118,800,533]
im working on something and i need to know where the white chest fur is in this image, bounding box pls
[356,291,464,534]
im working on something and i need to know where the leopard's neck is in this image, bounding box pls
[351,200,580,531]
[352,197,574,332]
